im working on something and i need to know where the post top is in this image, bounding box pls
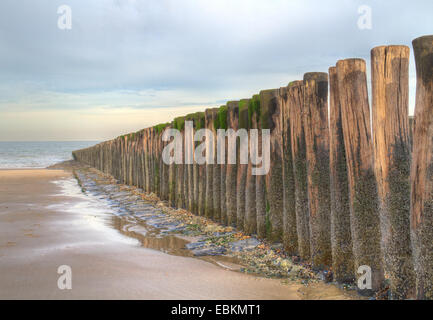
[413,35,433,46]
[303,72,328,82]
[336,58,366,72]
[288,80,303,88]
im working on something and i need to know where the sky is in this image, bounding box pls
[0,0,432,141]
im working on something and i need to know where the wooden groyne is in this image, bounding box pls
[73,35,433,299]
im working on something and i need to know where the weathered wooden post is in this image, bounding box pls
[212,107,222,222]
[260,89,284,242]
[152,128,157,193]
[120,135,125,184]
[329,67,354,283]
[135,136,140,188]
[245,95,260,234]
[132,137,138,187]
[192,113,205,215]
[411,35,433,300]
[185,114,195,212]
[127,136,132,185]
[162,126,170,201]
[154,124,170,201]
[281,85,298,255]
[371,45,415,299]
[122,138,127,184]
[143,129,150,193]
[337,58,384,293]
[255,94,267,239]
[129,139,134,186]
[125,138,129,184]
[166,124,177,207]
[150,128,155,193]
[182,123,189,209]
[236,99,250,230]
[148,128,154,193]
[302,72,332,269]
[153,128,160,194]
[226,101,239,227]
[205,109,217,219]
[218,105,228,225]
[143,130,150,193]
[148,129,155,193]
[146,129,152,193]
[197,113,207,216]
[154,128,162,196]
[134,133,141,189]
[288,81,310,261]
[173,117,185,208]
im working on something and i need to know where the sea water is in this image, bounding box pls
[0,141,98,169]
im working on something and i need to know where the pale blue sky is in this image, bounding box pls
[0,0,432,141]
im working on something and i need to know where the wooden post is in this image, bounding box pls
[204,109,217,219]
[135,133,142,189]
[226,101,239,227]
[212,107,222,223]
[329,67,354,283]
[185,114,195,212]
[337,58,384,294]
[255,94,267,239]
[237,99,250,230]
[173,117,185,209]
[302,72,332,269]
[167,124,177,207]
[193,113,205,215]
[288,81,310,261]
[281,85,298,255]
[152,129,158,193]
[197,116,207,216]
[143,130,150,194]
[153,128,161,196]
[183,126,189,209]
[148,129,155,193]
[160,126,171,201]
[371,45,415,299]
[411,35,433,300]
[219,106,228,225]
[245,95,260,234]
[120,135,125,184]
[260,89,284,242]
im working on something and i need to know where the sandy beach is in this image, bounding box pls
[0,169,318,300]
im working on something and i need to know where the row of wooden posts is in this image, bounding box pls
[73,35,433,299]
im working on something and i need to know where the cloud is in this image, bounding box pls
[0,0,432,140]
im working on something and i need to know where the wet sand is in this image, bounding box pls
[0,169,301,299]
[0,169,355,300]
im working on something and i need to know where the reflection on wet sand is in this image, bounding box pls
[112,215,190,256]
[110,214,245,271]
